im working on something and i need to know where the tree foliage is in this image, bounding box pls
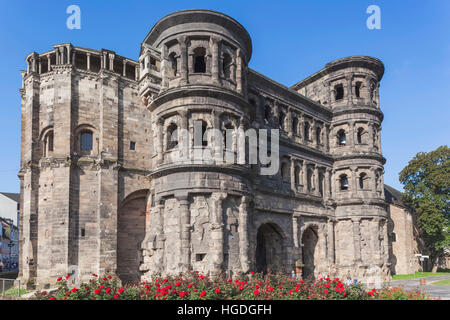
[399,146,450,262]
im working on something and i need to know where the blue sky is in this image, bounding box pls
[0,0,449,193]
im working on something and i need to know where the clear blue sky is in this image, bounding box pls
[0,0,449,193]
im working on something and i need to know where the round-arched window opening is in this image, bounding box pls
[264,105,271,123]
[279,112,286,131]
[222,53,232,79]
[357,128,364,144]
[166,123,178,150]
[194,47,206,73]
[340,174,349,191]
[304,122,310,141]
[168,52,177,77]
[337,129,346,146]
[80,131,93,151]
[359,172,367,189]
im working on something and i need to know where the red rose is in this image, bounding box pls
[175,282,181,287]
[146,290,151,295]
[71,287,78,293]
[215,286,221,294]
[200,290,207,297]
[94,288,101,294]
[118,288,124,294]
[253,289,259,295]
[50,297,56,300]
[65,275,70,280]
[368,291,374,296]
[108,276,112,279]
[324,289,329,294]
[105,288,111,293]
[57,277,62,282]
[187,284,193,288]
[113,294,119,299]
[251,272,255,275]
[239,286,244,291]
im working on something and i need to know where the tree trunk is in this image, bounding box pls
[431,255,439,273]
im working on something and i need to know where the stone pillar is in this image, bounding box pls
[66,45,71,64]
[346,75,353,105]
[47,55,51,72]
[154,117,164,166]
[123,60,127,77]
[325,124,330,152]
[108,53,115,71]
[176,193,191,272]
[368,121,374,151]
[290,159,295,191]
[348,121,355,147]
[324,169,331,199]
[160,45,169,89]
[178,36,188,85]
[350,166,357,198]
[238,196,250,273]
[38,58,42,74]
[59,47,64,64]
[302,161,308,192]
[314,165,320,196]
[286,108,293,137]
[327,218,335,265]
[370,167,377,196]
[210,37,220,84]
[236,49,243,94]
[372,217,381,264]
[71,51,76,68]
[210,193,227,277]
[352,217,361,263]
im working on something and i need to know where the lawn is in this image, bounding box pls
[3,287,27,297]
[431,279,450,286]
[392,271,450,280]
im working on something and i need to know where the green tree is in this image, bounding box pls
[399,146,450,272]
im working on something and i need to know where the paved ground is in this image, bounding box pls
[387,274,450,300]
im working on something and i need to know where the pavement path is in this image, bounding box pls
[387,274,450,300]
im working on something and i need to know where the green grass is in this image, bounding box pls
[3,287,27,297]
[431,279,450,286]
[392,271,450,280]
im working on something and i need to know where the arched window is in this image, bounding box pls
[294,166,300,186]
[166,123,178,150]
[279,111,286,131]
[316,127,321,145]
[168,52,177,77]
[355,82,362,98]
[194,47,206,73]
[339,174,349,190]
[264,105,271,123]
[319,172,324,196]
[222,53,232,79]
[43,130,54,157]
[281,162,289,182]
[335,84,344,101]
[307,168,314,191]
[223,122,234,151]
[357,127,364,144]
[337,129,346,146]
[80,131,93,151]
[359,172,367,189]
[292,117,298,135]
[304,122,310,141]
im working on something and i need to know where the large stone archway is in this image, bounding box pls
[302,226,319,279]
[117,190,148,284]
[255,223,286,274]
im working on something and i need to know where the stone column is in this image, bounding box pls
[327,218,335,265]
[325,124,330,152]
[71,51,76,67]
[86,53,91,71]
[348,121,355,147]
[123,60,127,77]
[210,193,227,277]
[286,108,293,137]
[238,196,250,273]
[210,37,220,84]
[47,55,51,72]
[154,117,164,166]
[372,217,381,264]
[59,47,64,64]
[302,161,308,192]
[290,159,296,191]
[324,169,331,199]
[314,165,320,196]
[236,49,243,94]
[352,217,361,263]
[346,75,353,105]
[108,53,115,71]
[38,58,42,74]
[176,193,191,272]
[370,167,377,196]
[66,45,71,64]
[160,45,169,88]
[178,36,188,85]
[350,166,357,198]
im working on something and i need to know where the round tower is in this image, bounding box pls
[138,10,255,279]
[325,56,390,280]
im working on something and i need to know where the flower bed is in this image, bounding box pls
[34,271,432,300]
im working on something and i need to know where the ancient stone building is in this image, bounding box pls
[18,9,393,288]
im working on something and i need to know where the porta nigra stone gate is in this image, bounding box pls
[18,9,391,287]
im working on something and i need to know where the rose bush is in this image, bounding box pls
[33,270,432,300]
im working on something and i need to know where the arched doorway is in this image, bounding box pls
[117,190,148,284]
[255,223,285,274]
[302,226,319,279]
